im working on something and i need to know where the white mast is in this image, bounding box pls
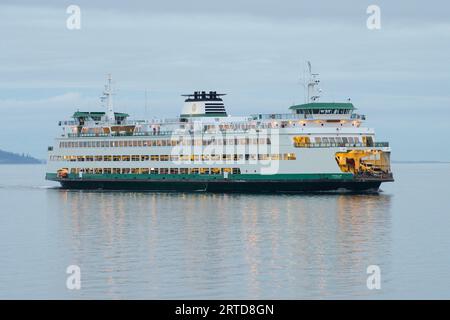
[102,74,115,123]
[306,62,321,103]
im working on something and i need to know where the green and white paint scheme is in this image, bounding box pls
[46,66,393,192]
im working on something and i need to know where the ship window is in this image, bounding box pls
[94,168,103,174]
[160,155,169,161]
[112,168,121,174]
[77,156,84,162]
[85,156,94,162]
[150,168,157,174]
[180,155,190,161]
[363,136,374,147]
[122,155,130,161]
[103,168,112,174]
[141,168,149,174]
[222,168,232,173]
[113,155,121,161]
[122,168,130,174]
[200,168,210,174]
[211,168,221,174]
[131,168,139,174]
[141,155,149,161]
[285,153,296,160]
[159,168,169,175]
[151,155,159,161]
[170,168,178,174]
[180,168,189,174]
[293,136,311,147]
[131,155,140,161]
[190,168,199,174]
[232,168,241,174]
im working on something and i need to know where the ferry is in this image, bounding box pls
[46,66,394,192]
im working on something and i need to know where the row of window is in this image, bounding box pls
[51,153,297,162]
[68,167,242,175]
[59,138,272,149]
[293,136,363,147]
[295,109,352,115]
[314,136,360,144]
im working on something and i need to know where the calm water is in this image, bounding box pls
[0,163,449,299]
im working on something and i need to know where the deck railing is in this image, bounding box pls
[68,131,174,138]
[294,142,389,148]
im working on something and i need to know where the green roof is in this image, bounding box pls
[73,111,129,119]
[289,102,355,110]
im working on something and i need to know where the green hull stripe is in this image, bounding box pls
[46,172,353,181]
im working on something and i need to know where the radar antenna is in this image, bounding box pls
[101,74,115,123]
[305,61,321,103]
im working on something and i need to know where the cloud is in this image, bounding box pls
[0,1,449,159]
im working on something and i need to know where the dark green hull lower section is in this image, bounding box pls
[54,178,383,193]
[46,172,393,193]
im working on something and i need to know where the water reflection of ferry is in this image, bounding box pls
[46,64,393,192]
[52,191,392,298]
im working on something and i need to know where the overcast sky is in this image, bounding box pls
[0,0,449,159]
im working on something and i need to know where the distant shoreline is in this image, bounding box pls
[0,149,43,164]
[0,162,45,165]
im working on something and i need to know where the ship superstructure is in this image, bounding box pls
[46,67,393,192]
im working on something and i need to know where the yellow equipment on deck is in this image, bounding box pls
[335,150,391,174]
